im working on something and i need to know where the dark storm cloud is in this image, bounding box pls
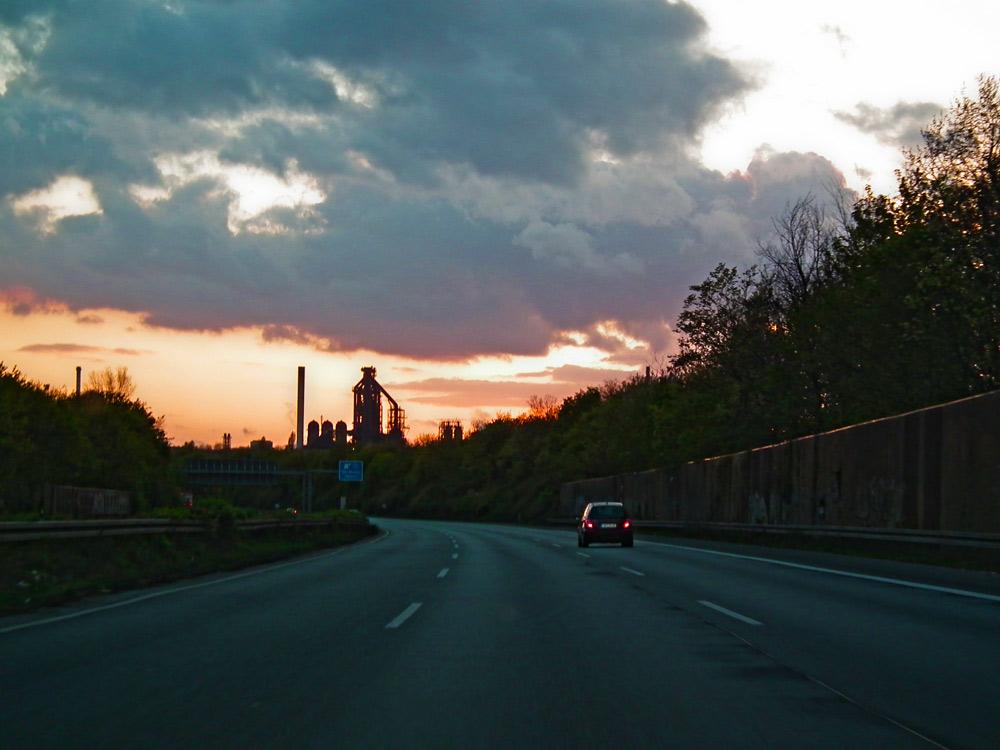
[0,95,125,195]
[0,0,855,362]
[35,3,310,116]
[5,0,746,184]
[833,101,942,149]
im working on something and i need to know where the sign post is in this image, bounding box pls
[338,460,364,482]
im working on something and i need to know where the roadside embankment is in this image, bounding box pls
[1,518,377,615]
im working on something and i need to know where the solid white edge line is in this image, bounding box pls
[649,540,1000,603]
[437,568,449,578]
[699,599,763,626]
[620,566,645,577]
[386,602,422,629]
[0,528,390,636]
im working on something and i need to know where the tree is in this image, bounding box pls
[900,76,1000,383]
[754,191,861,427]
[70,392,173,509]
[0,363,175,514]
[527,394,560,421]
[758,195,831,310]
[86,366,137,402]
[897,75,1000,242]
[670,263,777,379]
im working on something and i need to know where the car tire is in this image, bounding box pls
[622,538,633,548]
[580,536,589,548]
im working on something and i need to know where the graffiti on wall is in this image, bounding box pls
[853,477,905,528]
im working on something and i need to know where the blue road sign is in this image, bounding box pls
[339,460,364,482]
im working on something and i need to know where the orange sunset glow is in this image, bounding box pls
[0,303,648,446]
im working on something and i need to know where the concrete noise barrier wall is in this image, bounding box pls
[561,389,1000,533]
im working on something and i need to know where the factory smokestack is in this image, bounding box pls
[296,366,305,450]
[76,366,82,396]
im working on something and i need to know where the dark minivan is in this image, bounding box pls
[577,501,633,547]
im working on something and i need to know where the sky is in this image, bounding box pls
[1,0,998,446]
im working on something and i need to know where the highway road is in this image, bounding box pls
[2,519,999,749]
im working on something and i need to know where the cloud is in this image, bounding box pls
[260,324,328,348]
[833,101,942,149]
[18,342,100,354]
[397,376,554,409]
[132,152,326,235]
[0,13,47,95]
[0,286,68,315]
[513,220,642,275]
[16,342,150,357]
[0,1,859,366]
[395,364,634,410]
[820,24,850,52]
[11,175,102,232]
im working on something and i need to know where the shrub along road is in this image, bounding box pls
[0,519,374,614]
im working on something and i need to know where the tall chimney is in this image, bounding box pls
[296,366,305,450]
[76,366,82,396]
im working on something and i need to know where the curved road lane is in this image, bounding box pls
[2,519,998,749]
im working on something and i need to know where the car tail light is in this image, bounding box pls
[623,519,631,529]
[586,521,593,529]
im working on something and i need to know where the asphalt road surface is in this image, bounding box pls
[3,519,999,749]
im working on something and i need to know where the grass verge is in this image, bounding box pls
[1,523,376,615]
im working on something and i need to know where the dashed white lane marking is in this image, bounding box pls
[620,567,645,577]
[437,568,450,578]
[577,552,590,558]
[452,553,459,560]
[699,600,763,626]
[386,602,422,629]
[551,543,563,548]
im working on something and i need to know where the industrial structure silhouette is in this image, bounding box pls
[296,365,413,449]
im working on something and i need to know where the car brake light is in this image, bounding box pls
[623,519,630,529]
[586,521,593,529]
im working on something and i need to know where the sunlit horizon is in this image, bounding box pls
[0,304,648,447]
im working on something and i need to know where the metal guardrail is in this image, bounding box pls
[237,517,369,532]
[8,516,995,551]
[0,516,370,542]
[548,519,1000,551]
[0,519,206,542]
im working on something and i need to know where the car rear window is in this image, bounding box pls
[590,505,626,519]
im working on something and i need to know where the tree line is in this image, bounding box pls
[0,365,175,515]
[348,76,1000,520]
